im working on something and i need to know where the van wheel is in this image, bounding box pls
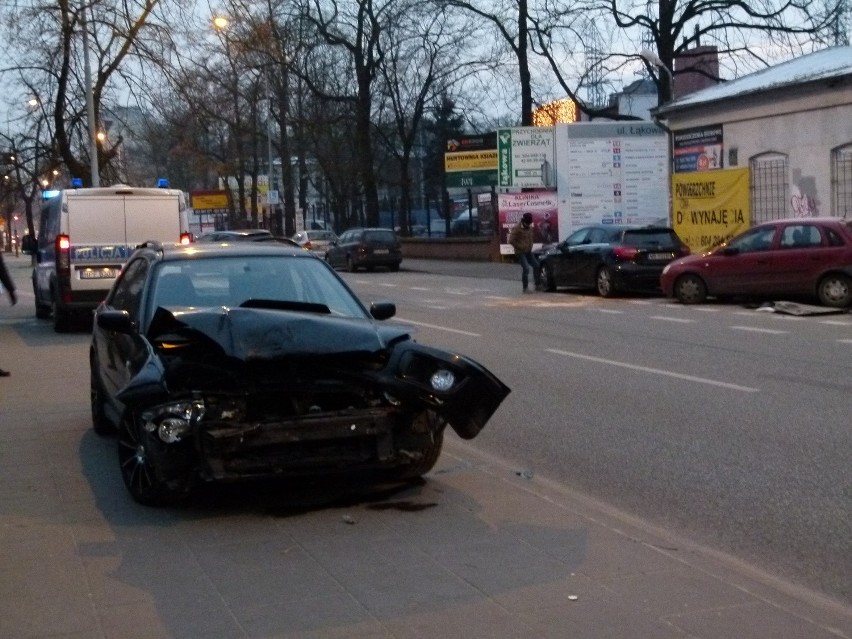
[52,297,71,333]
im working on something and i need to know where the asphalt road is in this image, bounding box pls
[342,259,852,604]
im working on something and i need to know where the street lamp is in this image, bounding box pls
[213,15,277,231]
[640,48,673,103]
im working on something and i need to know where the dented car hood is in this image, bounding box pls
[147,305,411,360]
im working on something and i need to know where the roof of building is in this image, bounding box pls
[655,46,852,116]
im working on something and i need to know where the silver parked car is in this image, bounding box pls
[291,229,339,258]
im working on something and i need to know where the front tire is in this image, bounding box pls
[596,266,616,297]
[674,273,708,304]
[118,413,195,507]
[543,264,556,292]
[90,362,115,436]
[387,413,445,481]
[817,273,851,308]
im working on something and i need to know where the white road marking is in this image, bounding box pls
[397,318,480,336]
[650,315,695,323]
[592,308,624,314]
[822,320,852,326]
[546,349,759,392]
[425,305,448,310]
[730,326,787,335]
[838,339,852,344]
[409,287,432,291]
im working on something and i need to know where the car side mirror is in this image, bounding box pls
[370,301,396,320]
[20,235,36,255]
[97,309,135,334]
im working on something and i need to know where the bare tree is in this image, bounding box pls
[373,1,487,232]
[0,0,179,187]
[606,0,844,104]
[298,0,413,226]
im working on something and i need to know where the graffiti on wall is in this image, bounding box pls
[791,170,820,217]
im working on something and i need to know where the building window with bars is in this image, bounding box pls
[832,144,852,217]
[750,153,788,223]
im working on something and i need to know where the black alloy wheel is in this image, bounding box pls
[118,413,194,507]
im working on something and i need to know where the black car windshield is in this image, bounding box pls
[364,230,397,243]
[147,255,368,325]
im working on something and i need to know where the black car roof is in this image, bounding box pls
[136,241,311,263]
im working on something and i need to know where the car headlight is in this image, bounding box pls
[430,369,456,392]
[141,399,206,444]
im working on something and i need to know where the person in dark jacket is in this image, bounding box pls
[508,212,542,293]
[0,250,17,376]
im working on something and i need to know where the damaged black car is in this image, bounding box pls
[90,242,510,506]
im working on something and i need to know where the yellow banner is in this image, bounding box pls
[672,168,751,252]
[445,150,498,172]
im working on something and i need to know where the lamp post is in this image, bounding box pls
[80,0,99,187]
[640,48,673,104]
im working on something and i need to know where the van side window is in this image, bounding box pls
[110,258,149,322]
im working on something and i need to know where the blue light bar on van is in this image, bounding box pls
[42,190,61,199]
[71,178,83,188]
[157,178,169,188]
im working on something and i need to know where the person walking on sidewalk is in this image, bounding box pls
[508,212,542,294]
[0,250,18,377]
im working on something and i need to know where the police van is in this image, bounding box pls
[26,184,192,331]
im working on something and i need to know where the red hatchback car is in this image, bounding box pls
[661,217,852,308]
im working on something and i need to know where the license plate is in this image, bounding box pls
[647,252,672,261]
[80,268,118,280]
[374,249,389,254]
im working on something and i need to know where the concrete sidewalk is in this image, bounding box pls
[1,249,850,639]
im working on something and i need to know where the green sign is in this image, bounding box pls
[445,170,497,188]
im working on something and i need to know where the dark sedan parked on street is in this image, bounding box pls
[661,217,852,307]
[90,242,509,506]
[538,224,690,297]
[326,227,403,272]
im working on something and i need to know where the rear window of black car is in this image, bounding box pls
[622,229,681,248]
[364,230,397,243]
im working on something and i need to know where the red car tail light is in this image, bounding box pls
[180,233,193,245]
[612,246,639,260]
[56,234,72,302]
